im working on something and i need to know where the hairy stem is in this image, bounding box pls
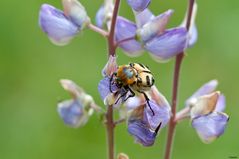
[106,105,115,159]
[164,0,195,159]
[105,1,121,159]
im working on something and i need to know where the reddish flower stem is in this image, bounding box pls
[164,0,195,159]
[105,1,121,159]
[108,0,121,56]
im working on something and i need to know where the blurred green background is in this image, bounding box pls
[0,0,238,159]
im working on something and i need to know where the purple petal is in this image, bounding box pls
[188,24,198,48]
[128,120,156,146]
[137,9,174,43]
[57,99,88,127]
[125,96,142,110]
[98,77,117,101]
[144,100,170,129]
[145,27,188,61]
[62,0,89,28]
[215,95,226,112]
[192,112,229,143]
[39,4,79,46]
[127,0,151,12]
[186,80,218,106]
[115,16,144,56]
[134,8,155,28]
[95,5,105,28]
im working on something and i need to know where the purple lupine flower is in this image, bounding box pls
[39,1,89,46]
[192,112,229,144]
[58,79,94,127]
[115,17,144,56]
[128,119,158,146]
[144,27,187,61]
[39,4,79,46]
[134,9,155,28]
[127,0,151,12]
[115,8,188,61]
[136,9,174,43]
[126,86,171,146]
[185,80,229,143]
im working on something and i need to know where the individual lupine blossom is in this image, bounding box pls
[115,8,189,61]
[57,79,96,128]
[126,86,171,146]
[98,57,171,146]
[39,0,90,46]
[182,80,229,143]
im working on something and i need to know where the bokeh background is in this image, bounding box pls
[0,0,238,159]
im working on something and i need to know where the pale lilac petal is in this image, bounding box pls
[128,120,156,146]
[186,80,218,106]
[57,99,88,127]
[188,24,198,48]
[181,2,198,48]
[39,4,79,46]
[192,112,229,143]
[62,0,90,28]
[95,5,105,28]
[98,77,117,101]
[144,100,170,129]
[127,0,151,12]
[125,96,142,110]
[137,9,174,43]
[145,27,187,60]
[215,95,226,112]
[134,8,155,28]
[115,17,144,56]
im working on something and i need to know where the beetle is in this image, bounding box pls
[109,63,155,115]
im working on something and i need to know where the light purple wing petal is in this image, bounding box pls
[127,0,151,12]
[137,9,174,43]
[115,17,144,56]
[39,4,79,46]
[98,77,117,101]
[188,24,198,48]
[145,27,187,61]
[128,120,156,146]
[144,100,171,129]
[186,80,218,106]
[57,99,87,127]
[95,5,105,28]
[134,8,155,28]
[215,94,226,112]
[192,112,229,143]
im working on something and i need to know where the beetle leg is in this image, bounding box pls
[123,86,135,102]
[114,90,128,105]
[109,72,117,93]
[138,91,155,116]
